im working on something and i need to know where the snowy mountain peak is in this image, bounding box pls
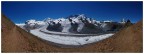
[78,14,86,18]
[43,18,52,22]
[25,19,36,24]
[67,14,87,19]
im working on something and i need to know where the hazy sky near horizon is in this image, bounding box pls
[2,1,142,23]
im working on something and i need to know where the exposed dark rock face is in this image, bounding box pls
[47,22,63,32]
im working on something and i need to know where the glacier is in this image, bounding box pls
[30,28,114,45]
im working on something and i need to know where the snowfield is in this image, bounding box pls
[30,29,114,45]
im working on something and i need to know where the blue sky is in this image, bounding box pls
[2,1,143,23]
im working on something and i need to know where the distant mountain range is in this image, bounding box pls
[18,14,131,34]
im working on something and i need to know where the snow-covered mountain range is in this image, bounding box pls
[18,14,126,34]
[16,14,129,46]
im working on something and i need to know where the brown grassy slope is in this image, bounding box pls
[110,20,143,52]
[2,14,143,52]
[73,20,143,52]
